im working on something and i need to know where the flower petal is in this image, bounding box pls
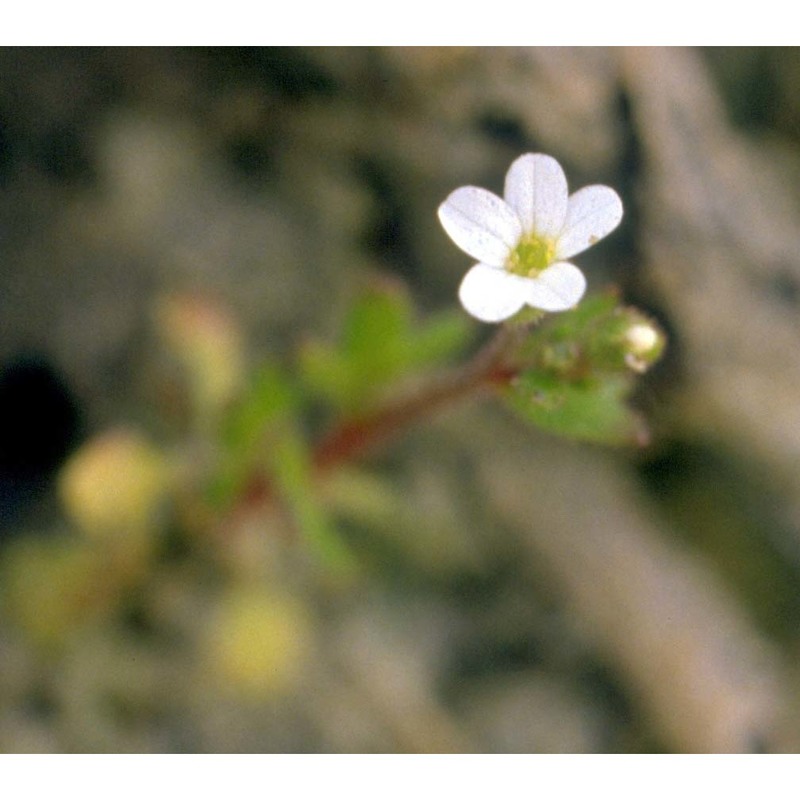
[438,187,522,267]
[504,153,568,239]
[555,185,623,260]
[525,262,586,312]
[458,263,528,323]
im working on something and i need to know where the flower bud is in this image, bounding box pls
[622,319,664,373]
[156,293,244,423]
[204,585,312,698]
[58,428,168,538]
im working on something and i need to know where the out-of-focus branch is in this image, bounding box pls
[479,424,785,753]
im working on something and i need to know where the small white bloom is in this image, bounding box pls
[623,320,662,373]
[625,323,659,356]
[438,153,623,323]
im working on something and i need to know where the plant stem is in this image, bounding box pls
[312,324,518,471]
[230,324,522,521]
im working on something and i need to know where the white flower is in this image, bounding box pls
[438,153,623,323]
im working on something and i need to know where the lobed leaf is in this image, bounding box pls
[507,370,646,446]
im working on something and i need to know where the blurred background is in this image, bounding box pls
[2,46,800,753]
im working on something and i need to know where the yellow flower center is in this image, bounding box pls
[507,234,555,278]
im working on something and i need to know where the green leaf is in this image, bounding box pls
[209,365,298,509]
[223,364,297,453]
[297,340,355,409]
[540,291,620,340]
[343,284,412,365]
[402,310,471,370]
[511,293,612,360]
[269,427,359,575]
[507,370,646,446]
[298,283,473,413]
[342,286,415,398]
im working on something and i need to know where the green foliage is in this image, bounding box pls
[299,283,472,411]
[210,363,356,574]
[268,425,358,575]
[507,371,645,445]
[208,364,298,510]
[222,364,298,454]
[505,293,657,446]
[18,281,661,661]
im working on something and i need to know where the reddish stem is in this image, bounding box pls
[312,361,513,471]
[313,323,520,471]
[233,325,520,517]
